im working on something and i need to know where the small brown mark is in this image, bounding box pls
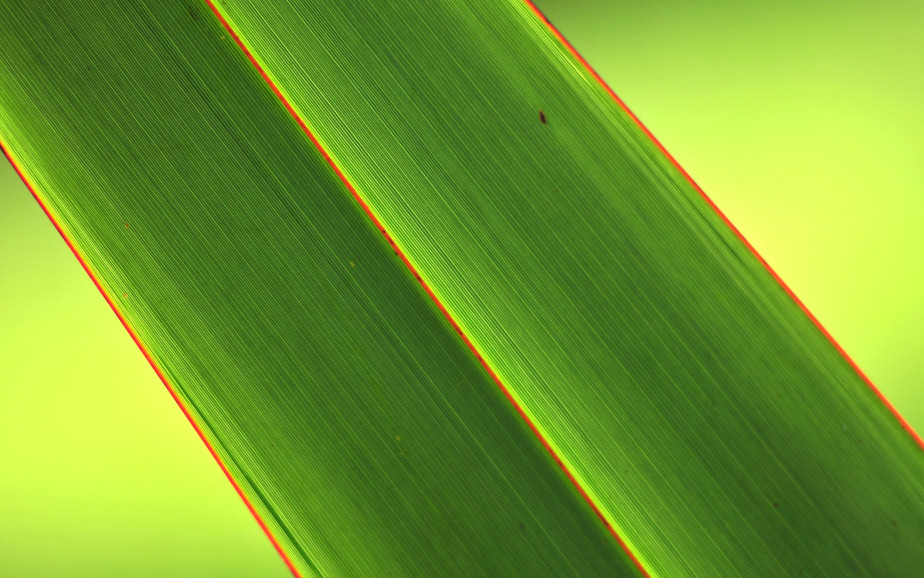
[539,110,547,124]
[518,523,525,531]
[772,502,779,508]
[124,223,130,228]
[349,261,355,267]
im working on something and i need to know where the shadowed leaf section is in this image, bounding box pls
[1,0,922,576]
[212,0,924,575]
[0,2,639,576]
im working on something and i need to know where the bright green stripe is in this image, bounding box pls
[213,1,924,575]
[0,3,639,576]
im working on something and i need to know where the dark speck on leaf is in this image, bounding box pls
[518,523,525,531]
[773,502,779,508]
[539,110,547,124]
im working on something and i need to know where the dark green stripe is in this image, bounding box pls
[211,0,924,575]
[0,2,639,575]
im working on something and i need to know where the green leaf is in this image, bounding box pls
[0,4,635,576]
[1,1,921,576]
[207,1,924,575]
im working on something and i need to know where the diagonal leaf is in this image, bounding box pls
[0,3,638,576]
[1,0,922,576]
[205,0,924,575]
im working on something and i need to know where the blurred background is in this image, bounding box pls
[1,0,921,574]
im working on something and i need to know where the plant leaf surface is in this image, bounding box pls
[0,3,641,576]
[207,1,924,575]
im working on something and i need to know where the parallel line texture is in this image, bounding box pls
[0,141,302,577]
[522,0,922,448]
[0,2,643,576]
[210,0,924,575]
[202,1,648,574]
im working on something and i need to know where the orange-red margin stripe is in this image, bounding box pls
[0,142,302,578]
[202,1,651,575]
[521,0,924,450]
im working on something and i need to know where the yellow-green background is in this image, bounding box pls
[1,0,920,574]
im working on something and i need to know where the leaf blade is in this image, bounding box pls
[0,3,640,576]
[208,0,924,575]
